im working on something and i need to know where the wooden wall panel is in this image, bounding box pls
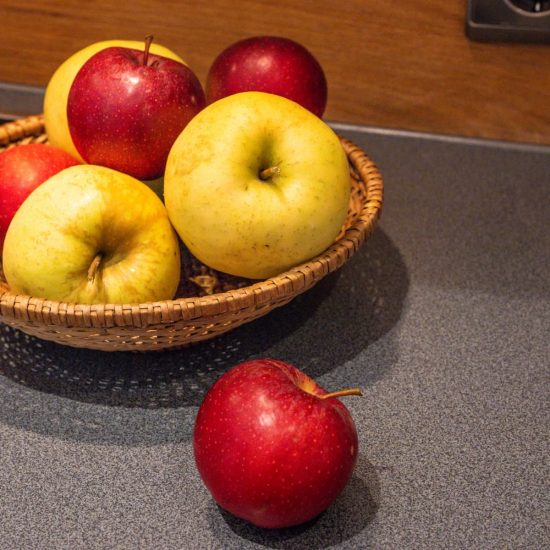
[0,0,549,144]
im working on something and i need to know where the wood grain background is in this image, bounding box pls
[1,0,549,144]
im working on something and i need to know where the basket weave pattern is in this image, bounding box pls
[0,116,383,351]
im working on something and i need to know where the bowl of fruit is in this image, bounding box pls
[0,36,383,351]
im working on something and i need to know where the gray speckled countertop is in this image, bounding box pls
[0,123,548,549]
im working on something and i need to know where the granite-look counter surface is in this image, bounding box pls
[1,123,548,549]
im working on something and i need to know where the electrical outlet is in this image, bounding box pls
[466,0,550,43]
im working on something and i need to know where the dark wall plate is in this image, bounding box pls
[466,0,550,43]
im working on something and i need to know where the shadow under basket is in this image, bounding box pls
[0,115,384,351]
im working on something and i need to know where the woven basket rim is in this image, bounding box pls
[0,115,383,329]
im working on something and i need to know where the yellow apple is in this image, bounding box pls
[44,39,185,161]
[3,165,181,304]
[164,91,350,279]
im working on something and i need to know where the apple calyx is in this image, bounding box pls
[87,253,103,284]
[259,165,280,181]
[318,388,363,400]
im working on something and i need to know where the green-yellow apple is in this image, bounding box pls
[3,165,181,304]
[164,91,351,279]
[44,39,185,162]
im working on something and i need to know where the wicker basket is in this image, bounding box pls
[0,115,383,351]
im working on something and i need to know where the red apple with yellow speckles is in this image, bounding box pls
[206,36,328,117]
[67,36,205,180]
[193,358,360,528]
[0,143,80,252]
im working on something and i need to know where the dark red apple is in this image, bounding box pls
[193,358,360,529]
[206,36,328,117]
[0,143,80,251]
[67,36,205,180]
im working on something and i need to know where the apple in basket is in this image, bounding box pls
[164,91,350,280]
[2,165,180,304]
[206,35,328,118]
[0,143,80,251]
[193,358,361,528]
[66,36,205,180]
[44,38,186,162]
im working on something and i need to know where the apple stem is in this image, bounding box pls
[319,388,363,400]
[259,166,280,181]
[87,253,103,284]
[143,35,154,66]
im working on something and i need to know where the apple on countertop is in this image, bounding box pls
[193,358,361,529]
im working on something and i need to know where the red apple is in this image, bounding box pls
[206,36,328,117]
[193,358,360,528]
[0,143,80,251]
[67,36,205,180]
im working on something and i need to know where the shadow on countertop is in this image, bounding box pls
[0,228,408,443]
[209,454,380,549]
